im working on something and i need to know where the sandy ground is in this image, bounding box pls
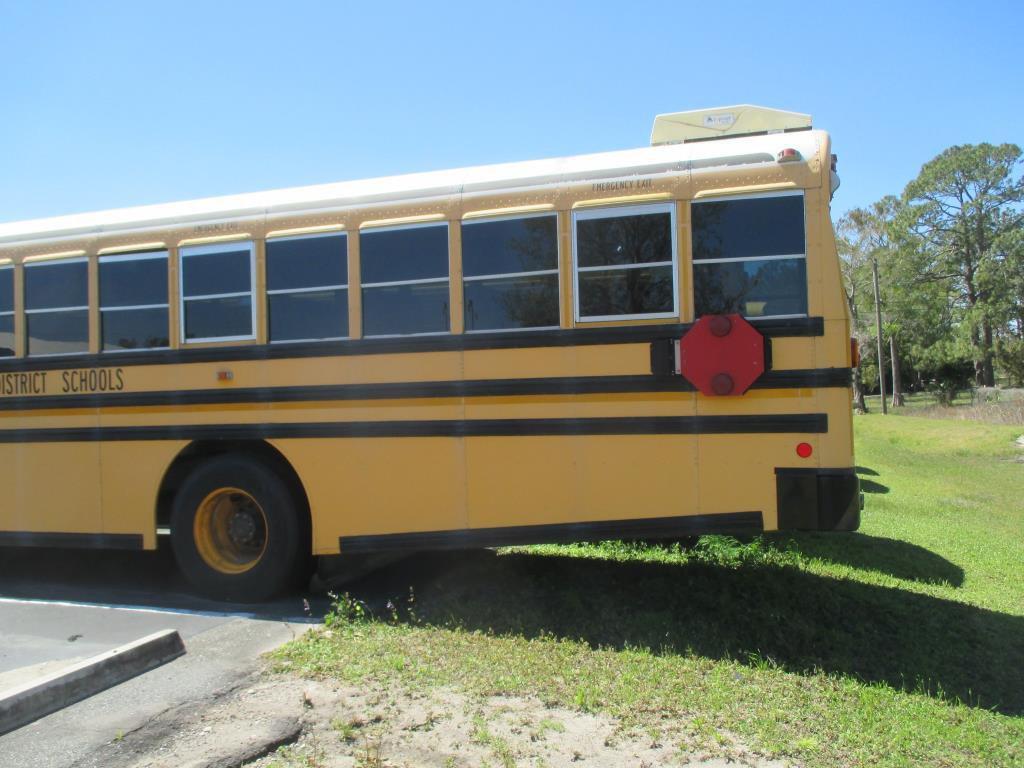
[91,668,793,768]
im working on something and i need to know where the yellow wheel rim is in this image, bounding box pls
[193,487,269,575]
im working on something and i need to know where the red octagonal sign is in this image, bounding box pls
[678,314,766,396]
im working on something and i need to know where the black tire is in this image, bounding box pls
[170,454,311,602]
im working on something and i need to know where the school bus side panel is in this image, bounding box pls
[465,433,698,529]
[99,441,187,548]
[0,442,102,535]
[0,402,103,536]
[272,436,466,555]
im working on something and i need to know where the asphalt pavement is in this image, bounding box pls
[0,541,328,767]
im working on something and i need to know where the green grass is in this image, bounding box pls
[273,414,1024,767]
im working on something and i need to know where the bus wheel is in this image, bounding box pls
[170,454,309,602]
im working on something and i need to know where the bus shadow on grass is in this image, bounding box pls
[856,465,888,493]
[762,532,965,586]
[366,548,1024,717]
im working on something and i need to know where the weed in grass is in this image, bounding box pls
[305,729,325,768]
[529,717,565,742]
[472,714,517,768]
[407,711,439,732]
[332,715,363,743]
[324,591,370,627]
[355,737,385,768]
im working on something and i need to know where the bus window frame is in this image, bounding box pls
[23,256,90,358]
[359,220,451,339]
[461,211,561,334]
[265,230,350,345]
[571,202,679,324]
[98,249,171,352]
[178,240,257,345]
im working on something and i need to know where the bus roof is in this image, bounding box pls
[0,127,826,248]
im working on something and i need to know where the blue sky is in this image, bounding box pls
[1,0,1020,225]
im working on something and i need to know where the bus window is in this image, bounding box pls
[573,203,677,321]
[179,241,256,343]
[25,258,89,356]
[360,223,449,337]
[266,232,348,343]
[99,251,170,351]
[462,214,559,332]
[0,265,12,356]
[692,193,808,319]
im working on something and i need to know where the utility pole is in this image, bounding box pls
[872,257,887,415]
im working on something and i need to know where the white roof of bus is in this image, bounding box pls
[0,129,824,247]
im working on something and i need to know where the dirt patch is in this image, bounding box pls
[78,669,791,768]
[241,678,791,768]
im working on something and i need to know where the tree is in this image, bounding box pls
[900,144,1024,386]
[837,197,903,409]
[836,213,873,412]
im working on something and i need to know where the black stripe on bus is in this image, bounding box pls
[339,511,764,554]
[0,532,144,550]
[0,414,827,443]
[0,317,825,373]
[0,368,852,412]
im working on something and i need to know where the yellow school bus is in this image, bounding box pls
[0,105,859,600]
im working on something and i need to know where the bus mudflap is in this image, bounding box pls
[775,468,861,531]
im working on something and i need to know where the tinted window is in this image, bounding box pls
[692,195,804,260]
[27,310,89,356]
[691,194,807,319]
[269,289,348,341]
[100,254,169,351]
[462,216,557,277]
[578,266,674,317]
[694,258,808,317]
[0,314,12,357]
[100,254,168,307]
[360,225,448,284]
[25,261,88,310]
[0,267,12,313]
[183,296,253,341]
[181,248,251,296]
[363,283,449,336]
[266,234,349,343]
[576,212,672,268]
[266,233,347,291]
[465,274,559,331]
[102,307,171,351]
[180,243,254,341]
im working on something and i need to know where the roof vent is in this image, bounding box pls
[650,105,811,146]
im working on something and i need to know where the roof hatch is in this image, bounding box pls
[650,105,812,145]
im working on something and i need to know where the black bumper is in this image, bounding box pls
[775,468,861,531]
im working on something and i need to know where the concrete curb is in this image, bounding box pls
[0,629,185,736]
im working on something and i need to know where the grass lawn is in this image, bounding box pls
[274,414,1024,767]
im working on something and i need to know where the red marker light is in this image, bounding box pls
[796,442,813,458]
[711,373,735,395]
[777,148,801,163]
[708,315,732,337]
